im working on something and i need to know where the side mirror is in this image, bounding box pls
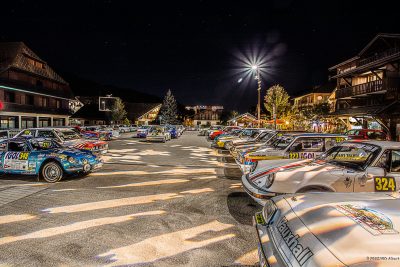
[365,166,386,178]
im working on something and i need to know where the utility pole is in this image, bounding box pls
[257,68,261,128]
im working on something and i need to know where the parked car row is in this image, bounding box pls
[206,127,400,266]
[136,124,185,141]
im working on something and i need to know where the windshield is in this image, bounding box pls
[56,129,81,141]
[260,132,275,142]
[149,126,164,133]
[249,131,260,138]
[319,143,381,170]
[270,136,294,150]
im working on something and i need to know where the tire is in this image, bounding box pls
[41,161,63,183]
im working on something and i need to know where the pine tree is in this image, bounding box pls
[111,98,127,124]
[160,89,177,124]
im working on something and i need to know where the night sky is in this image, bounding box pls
[2,0,400,111]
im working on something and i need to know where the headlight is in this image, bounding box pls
[82,159,88,164]
[262,199,277,225]
[67,156,76,164]
[264,173,275,188]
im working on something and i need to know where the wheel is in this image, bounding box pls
[41,161,63,183]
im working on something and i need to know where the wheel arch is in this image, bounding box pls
[296,184,335,193]
[38,158,65,173]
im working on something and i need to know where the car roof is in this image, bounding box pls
[343,140,400,148]
[288,133,347,137]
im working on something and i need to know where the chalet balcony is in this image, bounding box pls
[336,78,400,99]
[3,102,72,115]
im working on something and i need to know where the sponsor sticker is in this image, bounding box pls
[336,204,398,235]
[3,152,30,170]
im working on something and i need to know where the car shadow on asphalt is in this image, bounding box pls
[221,167,243,180]
[227,192,262,226]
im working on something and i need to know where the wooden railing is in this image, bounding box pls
[336,79,386,98]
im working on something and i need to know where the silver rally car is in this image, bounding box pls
[238,133,347,174]
[243,140,400,205]
[255,192,400,267]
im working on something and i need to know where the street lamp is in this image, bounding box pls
[251,65,262,128]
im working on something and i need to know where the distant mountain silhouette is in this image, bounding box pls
[61,72,162,103]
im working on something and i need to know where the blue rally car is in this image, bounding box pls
[0,137,103,183]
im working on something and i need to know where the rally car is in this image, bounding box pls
[209,126,241,140]
[239,133,347,174]
[243,140,400,205]
[0,138,103,182]
[225,130,274,150]
[255,192,400,267]
[213,128,261,148]
[15,128,108,154]
[146,126,171,142]
[136,125,152,138]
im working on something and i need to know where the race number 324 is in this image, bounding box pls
[374,177,396,192]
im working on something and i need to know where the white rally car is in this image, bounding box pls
[238,133,347,174]
[255,192,400,267]
[243,140,400,205]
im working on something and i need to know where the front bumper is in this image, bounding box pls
[241,174,276,205]
[65,162,103,173]
[146,136,165,142]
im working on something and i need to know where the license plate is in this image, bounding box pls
[374,177,396,192]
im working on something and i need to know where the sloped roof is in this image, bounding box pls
[125,102,162,120]
[329,33,400,70]
[228,112,257,122]
[0,42,68,84]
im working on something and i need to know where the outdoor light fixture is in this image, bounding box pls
[251,65,258,70]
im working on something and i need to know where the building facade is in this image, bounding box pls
[0,42,73,129]
[329,33,400,138]
[185,105,223,126]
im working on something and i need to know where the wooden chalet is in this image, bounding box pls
[0,42,74,129]
[329,33,400,138]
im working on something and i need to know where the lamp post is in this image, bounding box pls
[252,65,261,128]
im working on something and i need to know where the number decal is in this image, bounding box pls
[336,137,345,142]
[374,177,396,192]
[288,152,315,159]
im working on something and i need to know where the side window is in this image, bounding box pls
[289,138,324,152]
[375,150,390,172]
[8,141,28,152]
[37,130,56,138]
[390,150,400,173]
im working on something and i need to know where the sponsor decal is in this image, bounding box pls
[250,162,305,182]
[3,152,30,170]
[336,204,398,235]
[287,152,316,159]
[276,216,313,266]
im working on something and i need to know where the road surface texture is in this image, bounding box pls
[0,131,260,267]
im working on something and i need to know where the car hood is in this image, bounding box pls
[281,193,400,266]
[63,139,107,147]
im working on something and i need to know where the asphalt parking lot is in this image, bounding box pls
[0,131,260,267]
